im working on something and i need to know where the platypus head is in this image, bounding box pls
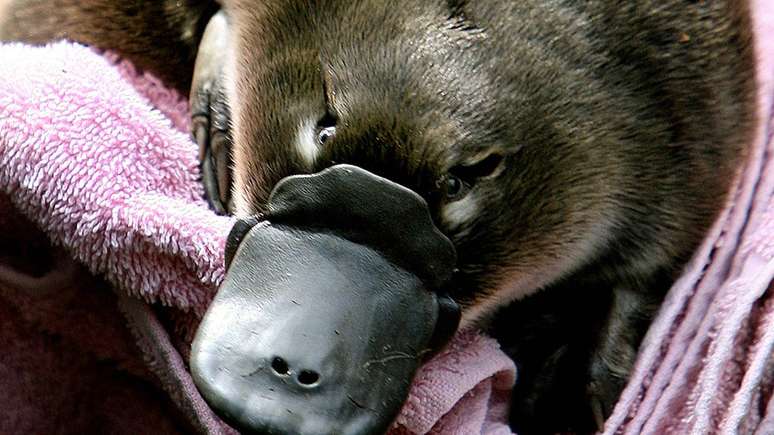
[192,0,740,433]
[226,0,630,317]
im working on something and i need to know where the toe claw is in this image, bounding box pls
[192,117,209,162]
[202,147,226,215]
[189,10,232,214]
[212,132,232,206]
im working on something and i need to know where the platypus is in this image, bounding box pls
[0,0,757,433]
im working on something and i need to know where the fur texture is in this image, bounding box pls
[217,5,755,429]
[0,1,757,432]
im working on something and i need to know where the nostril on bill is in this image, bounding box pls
[297,370,320,387]
[270,356,321,388]
[271,356,290,376]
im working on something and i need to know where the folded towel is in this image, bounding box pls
[0,41,516,434]
[1,0,773,431]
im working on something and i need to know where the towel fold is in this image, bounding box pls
[1,0,772,431]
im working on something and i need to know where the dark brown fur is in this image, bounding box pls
[1,1,757,433]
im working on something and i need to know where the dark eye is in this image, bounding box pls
[316,112,337,145]
[444,175,468,200]
[317,126,336,144]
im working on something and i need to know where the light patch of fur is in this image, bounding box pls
[226,44,254,218]
[442,193,478,232]
[233,203,253,219]
[223,41,238,125]
[294,118,319,167]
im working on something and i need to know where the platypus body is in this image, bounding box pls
[0,0,756,433]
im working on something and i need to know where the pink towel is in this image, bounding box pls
[0,41,516,434]
[1,0,773,431]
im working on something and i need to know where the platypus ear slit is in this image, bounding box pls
[224,216,261,269]
[452,153,505,181]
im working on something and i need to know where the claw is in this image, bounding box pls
[212,132,231,205]
[202,145,226,214]
[190,10,232,214]
[192,116,209,162]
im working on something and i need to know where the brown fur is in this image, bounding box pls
[0,1,757,433]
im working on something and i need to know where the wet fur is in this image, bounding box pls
[0,1,757,433]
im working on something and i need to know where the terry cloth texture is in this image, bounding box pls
[1,0,773,431]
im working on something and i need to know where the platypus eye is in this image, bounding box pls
[441,153,504,201]
[443,175,469,201]
[316,112,337,145]
[317,126,336,144]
